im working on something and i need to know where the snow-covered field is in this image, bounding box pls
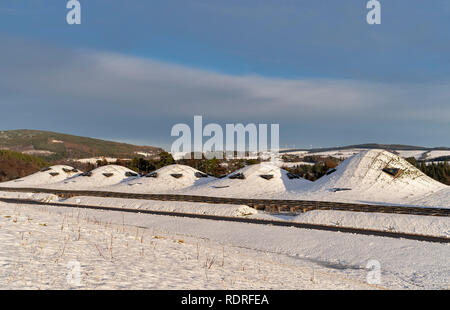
[424,150,450,160]
[395,150,428,160]
[282,148,450,161]
[74,157,124,164]
[0,202,379,289]
[305,149,365,159]
[0,190,448,237]
[1,201,448,289]
[281,162,316,167]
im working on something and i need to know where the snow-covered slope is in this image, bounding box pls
[285,150,448,205]
[306,148,365,159]
[47,165,139,190]
[423,150,450,160]
[410,187,450,208]
[184,163,311,198]
[107,164,215,193]
[0,165,81,187]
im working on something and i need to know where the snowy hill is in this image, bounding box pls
[184,163,311,198]
[47,165,139,189]
[0,165,81,187]
[283,150,448,205]
[0,129,162,160]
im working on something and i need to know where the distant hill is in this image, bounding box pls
[280,143,450,153]
[0,130,163,161]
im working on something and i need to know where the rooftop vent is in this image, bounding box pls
[229,173,245,180]
[170,173,183,179]
[49,172,60,177]
[382,168,403,178]
[330,188,351,192]
[40,167,52,172]
[287,173,300,179]
[62,168,79,173]
[259,174,274,180]
[125,171,139,177]
[81,171,93,177]
[195,172,208,178]
[103,173,114,178]
[325,168,337,176]
[145,172,158,178]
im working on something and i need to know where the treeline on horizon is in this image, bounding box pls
[0,149,449,186]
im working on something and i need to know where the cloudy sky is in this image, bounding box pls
[0,0,449,149]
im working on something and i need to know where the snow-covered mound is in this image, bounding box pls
[184,163,311,198]
[0,165,81,187]
[48,165,139,190]
[288,149,448,205]
[410,187,450,208]
[107,164,216,193]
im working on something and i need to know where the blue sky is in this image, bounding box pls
[0,0,449,149]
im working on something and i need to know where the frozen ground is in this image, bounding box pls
[0,202,380,289]
[0,201,448,289]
